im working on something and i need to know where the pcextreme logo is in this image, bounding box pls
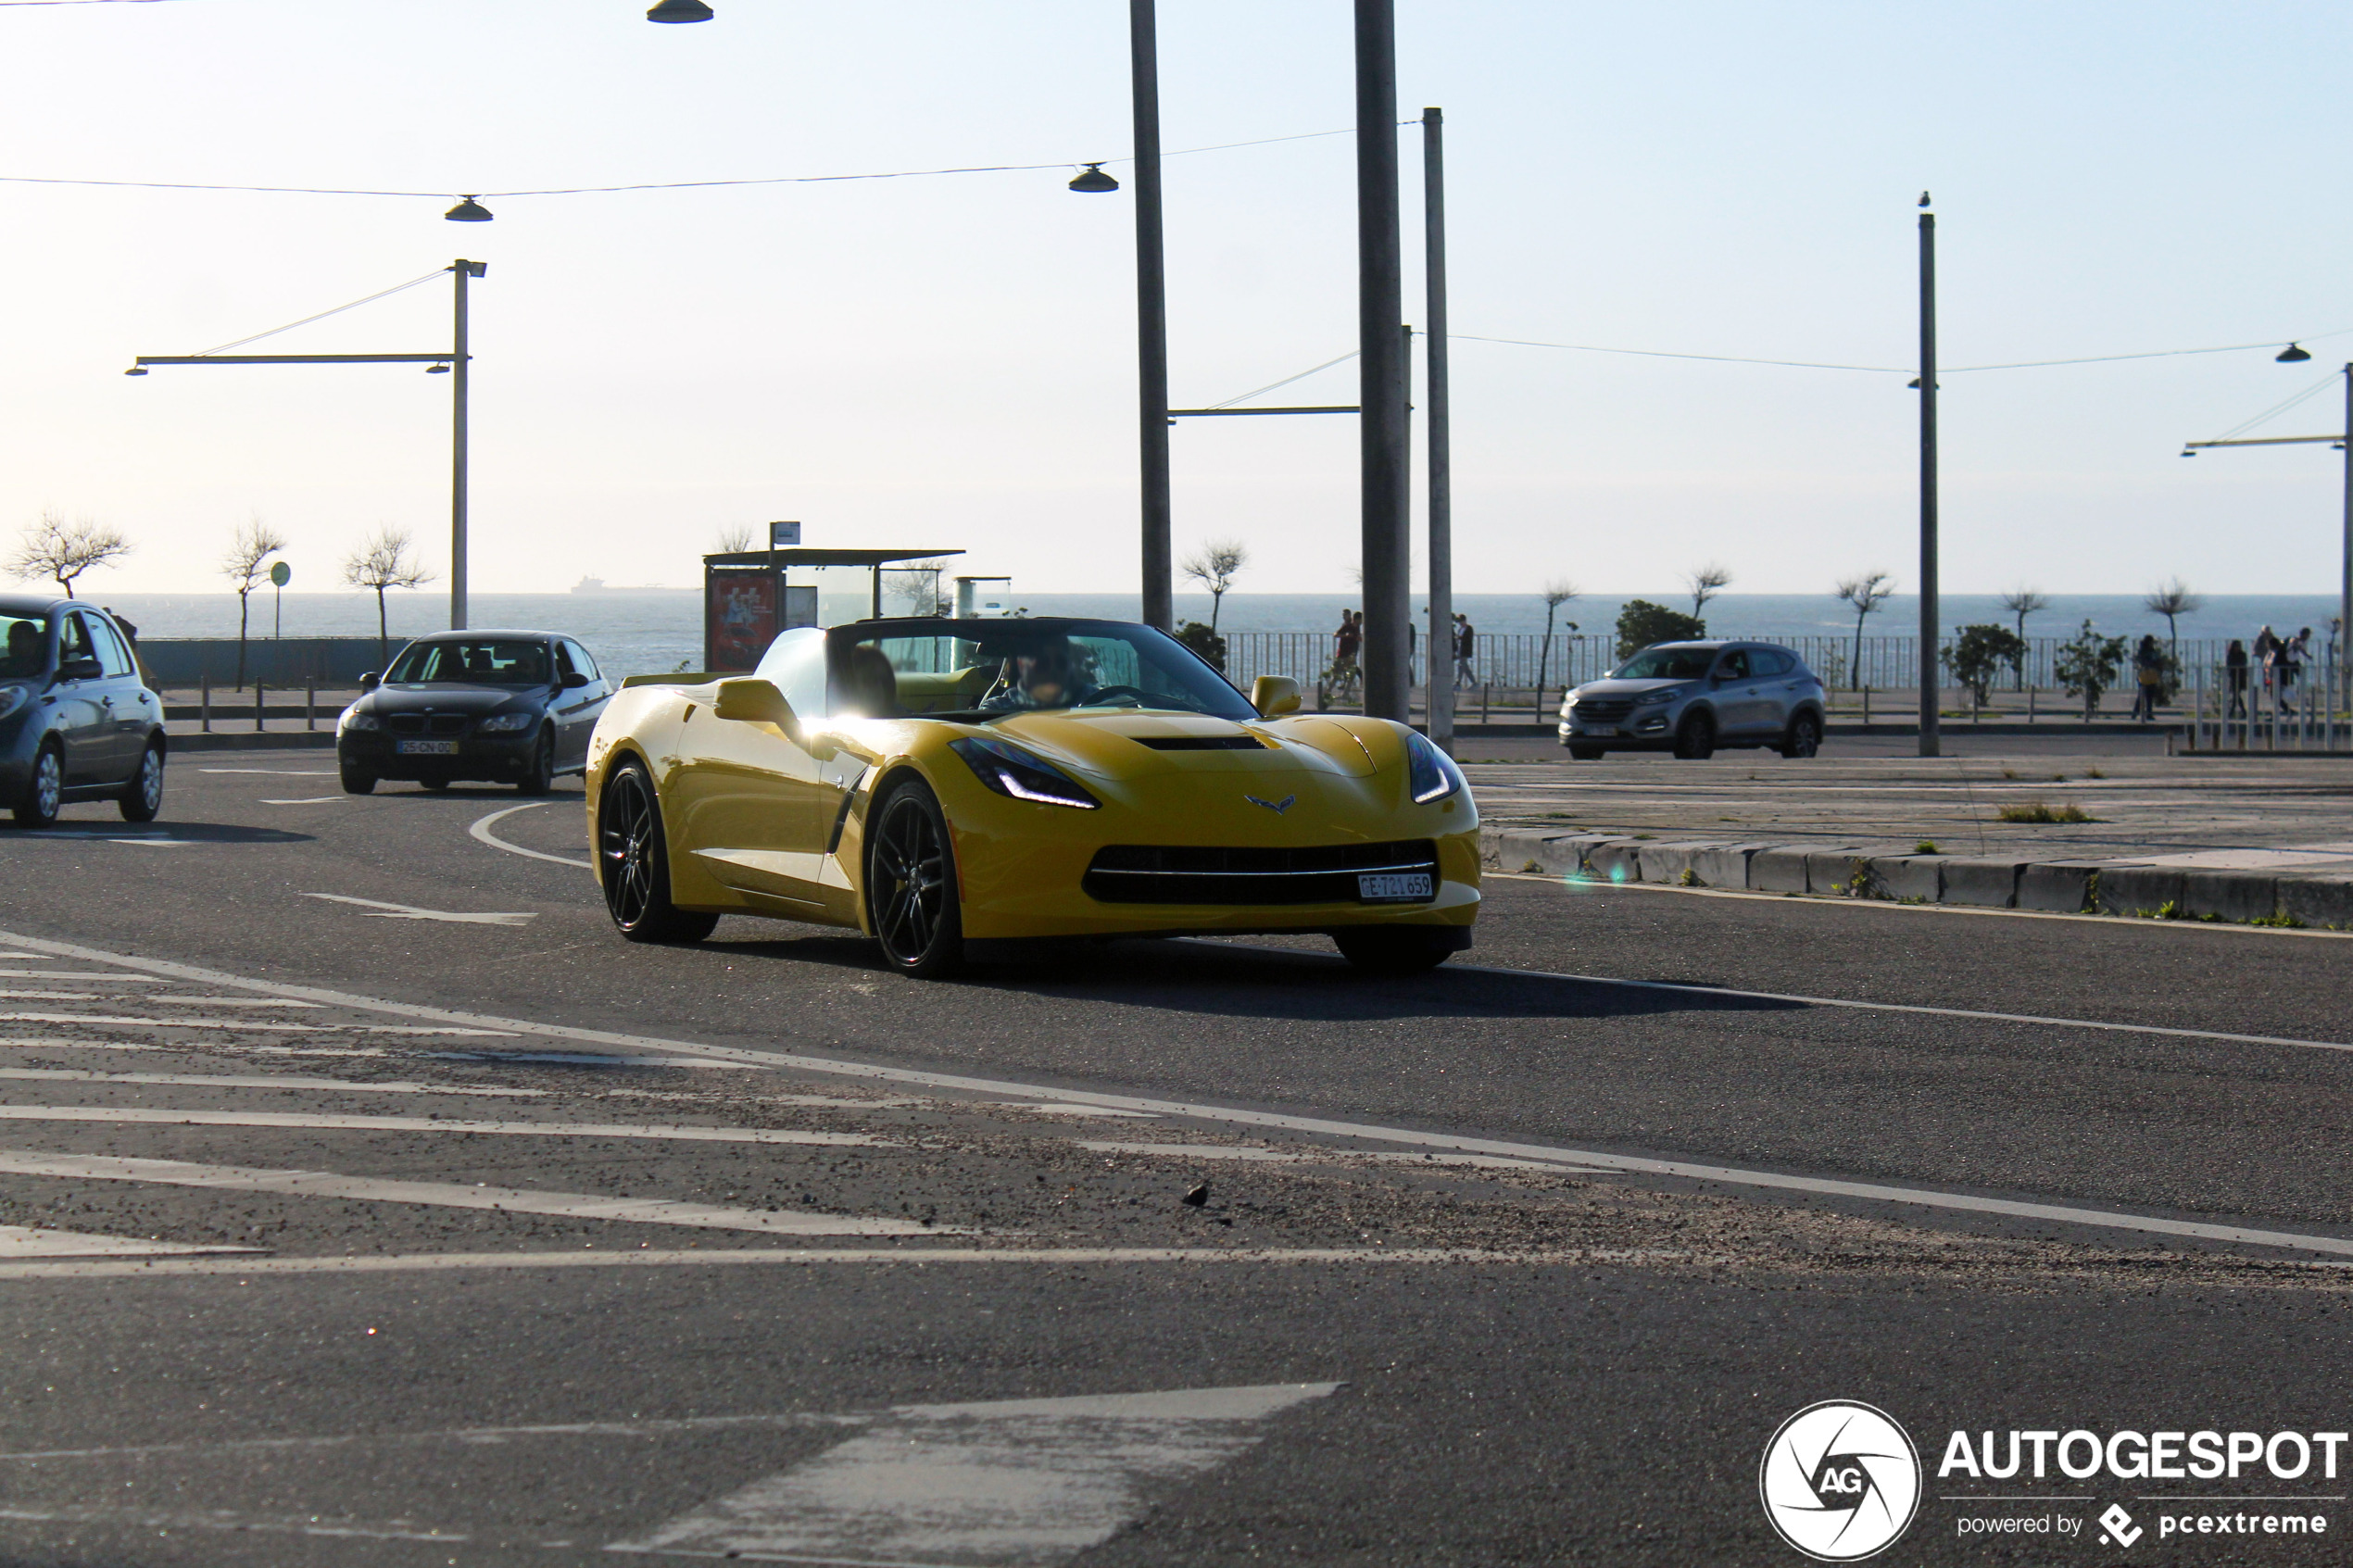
[1759,1400,1923,1562]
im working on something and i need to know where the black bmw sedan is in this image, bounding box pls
[1,596,167,826]
[337,631,611,795]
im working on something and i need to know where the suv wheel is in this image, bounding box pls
[1780,710,1823,759]
[1672,711,1717,760]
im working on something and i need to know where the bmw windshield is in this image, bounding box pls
[830,620,1255,721]
[386,640,552,685]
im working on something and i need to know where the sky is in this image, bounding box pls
[0,0,2347,605]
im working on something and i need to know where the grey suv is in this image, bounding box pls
[1558,640,1826,760]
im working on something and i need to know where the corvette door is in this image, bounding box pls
[666,631,837,911]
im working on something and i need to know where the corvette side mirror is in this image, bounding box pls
[713,677,802,739]
[1251,675,1302,719]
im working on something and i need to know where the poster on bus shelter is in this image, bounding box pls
[705,573,775,673]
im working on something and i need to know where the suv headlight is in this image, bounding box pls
[1406,730,1467,804]
[339,709,380,733]
[1631,687,1679,707]
[476,711,537,733]
[950,735,1099,809]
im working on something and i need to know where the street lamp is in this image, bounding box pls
[444,196,494,222]
[2278,343,2313,363]
[1068,164,1119,194]
[646,0,714,21]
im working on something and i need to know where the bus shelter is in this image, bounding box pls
[702,546,963,672]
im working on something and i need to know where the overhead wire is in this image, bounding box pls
[191,268,448,357]
[2201,371,2343,445]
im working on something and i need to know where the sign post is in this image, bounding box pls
[270,559,291,640]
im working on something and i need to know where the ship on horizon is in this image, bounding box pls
[572,576,693,595]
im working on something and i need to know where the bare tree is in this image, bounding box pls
[885,558,954,618]
[1833,571,1895,691]
[1534,579,1581,697]
[1683,561,1733,621]
[2142,578,2205,660]
[713,523,757,554]
[1179,539,1249,633]
[342,526,435,669]
[8,509,132,598]
[221,517,288,691]
[1997,585,2048,688]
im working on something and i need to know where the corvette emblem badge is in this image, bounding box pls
[1245,794,1296,814]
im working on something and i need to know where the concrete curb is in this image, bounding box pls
[164,731,338,752]
[1480,827,2353,930]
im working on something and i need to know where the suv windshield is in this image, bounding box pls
[1612,646,1718,681]
[833,621,1254,721]
[386,640,551,685]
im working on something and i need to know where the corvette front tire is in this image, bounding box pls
[866,778,964,979]
[598,759,719,945]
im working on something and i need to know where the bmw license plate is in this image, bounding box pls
[1357,872,1433,903]
[396,739,459,756]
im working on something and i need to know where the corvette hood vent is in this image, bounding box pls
[1130,734,1269,752]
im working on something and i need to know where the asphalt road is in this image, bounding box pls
[0,754,2349,1566]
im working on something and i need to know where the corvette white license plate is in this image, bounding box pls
[1357,872,1433,902]
[396,739,459,756]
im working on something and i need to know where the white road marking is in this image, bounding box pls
[0,1246,1629,1281]
[965,1102,1159,1119]
[303,894,535,926]
[0,992,100,1001]
[0,1505,468,1545]
[0,1224,260,1259]
[8,927,2352,1261]
[610,1383,1338,1564]
[470,802,595,870]
[1078,1141,1575,1173]
[201,769,336,775]
[0,1067,543,1097]
[0,1038,389,1059]
[145,997,321,1009]
[0,972,171,982]
[0,1107,878,1145]
[1081,1142,1303,1162]
[12,833,194,846]
[260,797,346,806]
[423,1049,762,1070]
[0,1151,939,1237]
[0,1012,510,1035]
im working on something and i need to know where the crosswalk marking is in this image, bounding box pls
[0,1013,510,1035]
[302,895,535,926]
[0,1106,879,1144]
[0,1068,543,1098]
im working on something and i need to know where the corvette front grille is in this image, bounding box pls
[1083,840,1440,906]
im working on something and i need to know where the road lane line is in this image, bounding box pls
[0,1245,1655,1280]
[470,802,595,870]
[0,1224,261,1259]
[145,997,321,1008]
[0,1039,390,1058]
[610,1384,1338,1563]
[0,1107,877,1144]
[200,769,336,776]
[0,1068,543,1097]
[0,1151,938,1236]
[0,1012,510,1035]
[7,927,2353,1259]
[0,972,171,982]
[260,797,346,806]
[302,895,535,926]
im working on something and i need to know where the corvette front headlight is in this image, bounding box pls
[950,735,1100,809]
[476,711,537,733]
[339,709,380,733]
[1406,730,1466,804]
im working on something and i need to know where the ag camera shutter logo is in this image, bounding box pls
[1759,1400,1922,1561]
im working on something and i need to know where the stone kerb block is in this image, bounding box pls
[1584,839,1645,885]
[1865,854,1944,903]
[1487,832,1594,879]
[1750,847,1811,893]
[1691,843,1769,889]
[2279,877,2353,929]
[1939,858,2024,908]
[2175,870,2281,924]
[1637,843,1706,885]
[2018,861,2101,913]
[1805,849,1872,896]
[2097,865,2184,917]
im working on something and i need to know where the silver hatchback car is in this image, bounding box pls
[1558,640,1827,760]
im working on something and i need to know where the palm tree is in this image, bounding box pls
[1179,539,1249,633]
[2142,578,2204,660]
[1997,586,2048,689]
[221,517,288,691]
[1833,572,1895,691]
[342,526,434,669]
[1534,580,1580,697]
[1683,562,1732,621]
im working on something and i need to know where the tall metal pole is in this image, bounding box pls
[1130,0,1173,632]
[1917,204,1939,757]
[1422,107,1453,754]
[450,259,473,632]
[1355,0,1410,721]
[2341,365,2351,718]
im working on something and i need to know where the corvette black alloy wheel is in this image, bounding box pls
[598,761,717,944]
[868,781,963,977]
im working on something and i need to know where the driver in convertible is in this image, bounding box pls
[981,638,1098,711]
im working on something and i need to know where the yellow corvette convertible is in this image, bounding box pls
[584,617,1478,977]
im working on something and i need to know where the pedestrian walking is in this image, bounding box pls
[2130,634,2163,723]
[2254,625,2280,716]
[2224,638,2248,719]
[1453,612,1477,688]
[2281,627,2310,716]
[1331,609,1362,699]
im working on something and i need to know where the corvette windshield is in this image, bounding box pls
[386,640,551,685]
[1611,647,1718,681]
[834,621,1254,721]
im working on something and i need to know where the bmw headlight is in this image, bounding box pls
[476,711,536,734]
[1405,730,1467,804]
[0,685,28,724]
[339,709,380,733]
[950,735,1100,809]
